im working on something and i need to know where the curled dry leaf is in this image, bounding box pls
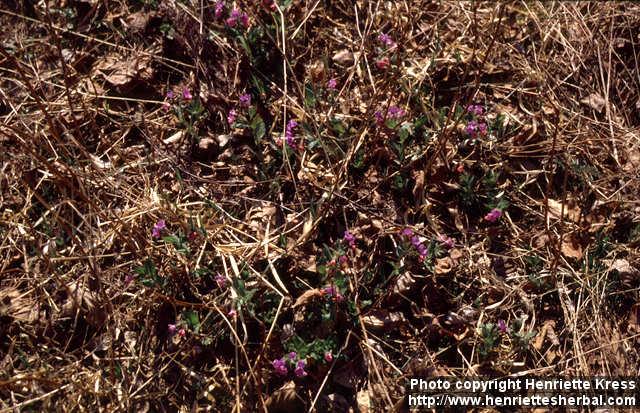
[362,310,407,332]
[392,272,416,295]
[547,199,581,223]
[265,381,305,413]
[332,49,354,66]
[93,52,154,88]
[560,232,583,260]
[292,288,324,308]
[533,320,559,351]
[580,93,606,112]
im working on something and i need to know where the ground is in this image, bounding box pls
[1,1,640,412]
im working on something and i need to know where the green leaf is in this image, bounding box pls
[251,114,266,141]
[183,310,201,332]
[304,83,317,108]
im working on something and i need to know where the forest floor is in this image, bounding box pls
[1,1,640,411]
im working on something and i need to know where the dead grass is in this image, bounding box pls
[1,1,639,411]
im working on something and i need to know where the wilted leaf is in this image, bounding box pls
[292,288,323,308]
[547,199,581,223]
[94,52,153,88]
[561,233,583,260]
[580,93,606,112]
[332,49,354,66]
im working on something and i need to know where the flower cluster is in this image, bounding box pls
[343,230,356,249]
[239,93,251,108]
[272,352,308,377]
[215,273,227,289]
[152,219,166,239]
[162,88,192,111]
[401,228,427,261]
[484,208,502,223]
[464,104,488,138]
[322,285,344,302]
[327,78,337,90]
[168,323,186,337]
[438,234,454,249]
[375,105,405,125]
[215,2,249,28]
[497,319,507,333]
[377,33,395,48]
[285,119,298,149]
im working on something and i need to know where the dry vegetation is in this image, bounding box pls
[1,0,640,411]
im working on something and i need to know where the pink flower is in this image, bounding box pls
[376,57,390,70]
[294,360,308,377]
[387,106,405,118]
[125,274,134,286]
[178,328,186,337]
[323,285,337,296]
[377,33,395,48]
[467,104,483,116]
[327,78,337,90]
[285,119,298,148]
[401,228,414,237]
[152,219,166,238]
[214,0,225,19]
[288,351,297,360]
[272,358,288,376]
[162,102,171,112]
[324,352,333,362]
[227,109,237,125]
[484,208,502,223]
[338,255,348,265]
[438,234,454,249]
[182,88,192,100]
[168,324,177,335]
[166,90,175,99]
[239,93,251,107]
[343,230,356,248]
[215,273,227,289]
[228,309,237,318]
[498,319,507,333]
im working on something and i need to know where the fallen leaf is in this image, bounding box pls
[94,52,153,88]
[580,93,606,112]
[265,381,304,412]
[435,257,454,274]
[392,272,416,295]
[356,389,371,413]
[332,49,354,66]
[292,288,323,308]
[547,199,581,223]
[561,233,583,260]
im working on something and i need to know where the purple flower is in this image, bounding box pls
[467,104,483,116]
[285,119,298,148]
[338,255,348,265]
[215,1,225,19]
[484,208,502,223]
[239,93,251,107]
[438,234,454,248]
[327,78,337,90]
[294,360,308,377]
[226,9,248,28]
[377,33,395,48]
[166,90,174,100]
[388,106,405,119]
[152,219,166,238]
[227,109,237,125]
[215,273,227,289]
[272,358,288,376]
[498,319,507,333]
[182,88,192,100]
[168,323,177,335]
[343,230,356,248]
[374,110,384,124]
[465,120,478,136]
[288,351,297,360]
[401,228,414,237]
[323,285,337,296]
[239,12,249,28]
[162,102,171,112]
[324,352,333,363]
